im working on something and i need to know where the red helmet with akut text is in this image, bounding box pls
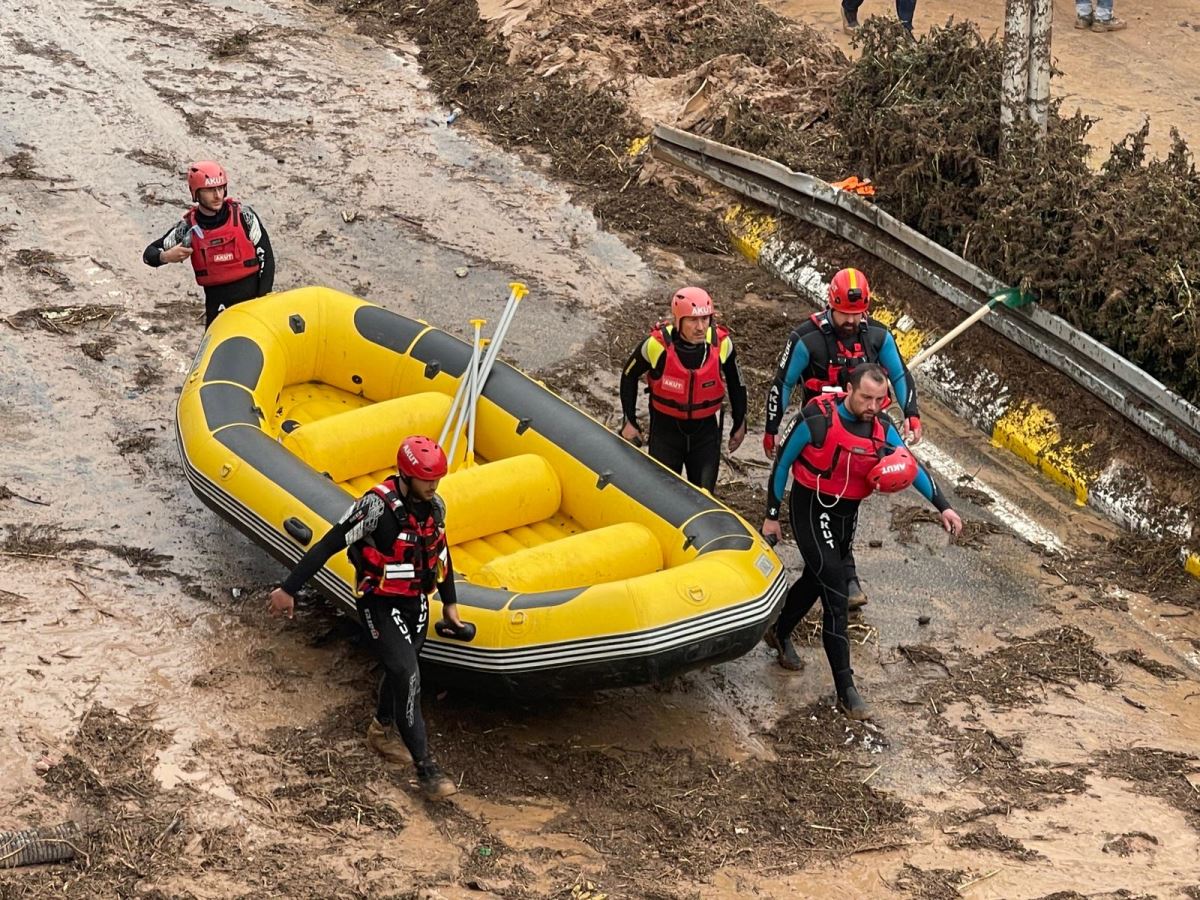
[828,267,870,313]
[671,286,714,326]
[868,447,918,494]
[187,161,228,201]
[397,435,448,480]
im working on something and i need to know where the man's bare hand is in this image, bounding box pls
[160,244,193,264]
[267,587,295,619]
[941,509,963,536]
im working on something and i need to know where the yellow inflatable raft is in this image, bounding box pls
[176,286,786,694]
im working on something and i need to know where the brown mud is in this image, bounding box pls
[2,0,1200,898]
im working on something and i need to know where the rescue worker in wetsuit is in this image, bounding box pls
[763,267,919,611]
[760,364,961,720]
[143,160,274,326]
[266,435,461,800]
[619,287,748,491]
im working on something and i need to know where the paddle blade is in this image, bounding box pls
[991,287,1036,309]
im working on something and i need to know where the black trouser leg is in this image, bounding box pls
[648,412,721,491]
[788,487,860,690]
[682,417,721,491]
[647,411,687,477]
[358,594,430,763]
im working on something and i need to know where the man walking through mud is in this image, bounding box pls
[143,160,274,326]
[763,267,919,611]
[267,436,462,801]
[761,364,961,720]
[619,287,748,491]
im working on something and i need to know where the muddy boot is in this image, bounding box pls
[367,718,412,767]
[763,628,805,671]
[415,758,458,800]
[840,4,859,33]
[836,685,872,721]
[846,578,869,611]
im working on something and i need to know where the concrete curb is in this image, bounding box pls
[720,205,1200,580]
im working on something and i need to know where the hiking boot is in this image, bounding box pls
[840,5,859,33]
[763,628,805,671]
[367,718,412,767]
[1074,13,1092,28]
[1091,16,1126,31]
[415,758,458,800]
[837,685,872,721]
[846,578,869,611]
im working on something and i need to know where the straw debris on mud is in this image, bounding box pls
[1093,747,1200,831]
[433,699,909,885]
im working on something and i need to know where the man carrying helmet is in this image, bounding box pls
[619,287,748,491]
[266,436,463,800]
[763,267,919,611]
[143,160,275,326]
[760,364,961,720]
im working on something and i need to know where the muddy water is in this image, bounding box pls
[2,0,1199,895]
[767,0,1200,161]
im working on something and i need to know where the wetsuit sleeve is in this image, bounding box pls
[279,493,384,595]
[436,550,459,605]
[241,205,275,296]
[765,416,812,519]
[142,221,189,267]
[882,422,950,512]
[765,331,810,436]
[619,338,658,427]
[722,343,748,432]
[878,331,919,418]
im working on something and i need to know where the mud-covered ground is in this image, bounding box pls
[2,0,1200,898]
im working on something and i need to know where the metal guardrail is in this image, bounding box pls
[651,124,1200,470]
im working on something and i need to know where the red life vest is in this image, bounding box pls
[355,482,448,598]
[802,311,877,397]
[647,324,728,420]
[792,394,888,501]
[185,200,260,287]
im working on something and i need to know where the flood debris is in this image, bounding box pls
[1093,747,1200,830]
[208,27,265,59]
[948,822,1044,861]
[1110,648,1186,681]
[9,304,119,333]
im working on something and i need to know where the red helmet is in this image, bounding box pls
[828,268,870,313]
[396,435,448,480]
[671,286,714,326]
[868,447,918,494]
[187,161,228,201]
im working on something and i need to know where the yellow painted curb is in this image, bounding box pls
[869,305,927,363]
[722,206,777,263]
[990,403,1092,506]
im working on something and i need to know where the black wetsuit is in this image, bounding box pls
[766,401,950,697]
[764,312,919,592]
[281,484,457,764]
[620,327,748,491]
[143,201,275,326]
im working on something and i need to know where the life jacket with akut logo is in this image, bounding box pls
[792,393,888,501]
[184,200,260,287]
[354,481,448,598]
[647,323,729,420]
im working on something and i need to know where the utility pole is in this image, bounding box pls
[1002,0,1052,144]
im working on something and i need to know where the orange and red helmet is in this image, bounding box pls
[868,447,918,494]
[828,268,870,314]
[187,161,228,201]
[671,286,714,326]
[397,435,448,480]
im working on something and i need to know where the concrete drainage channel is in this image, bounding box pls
[647,127,1200,579]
